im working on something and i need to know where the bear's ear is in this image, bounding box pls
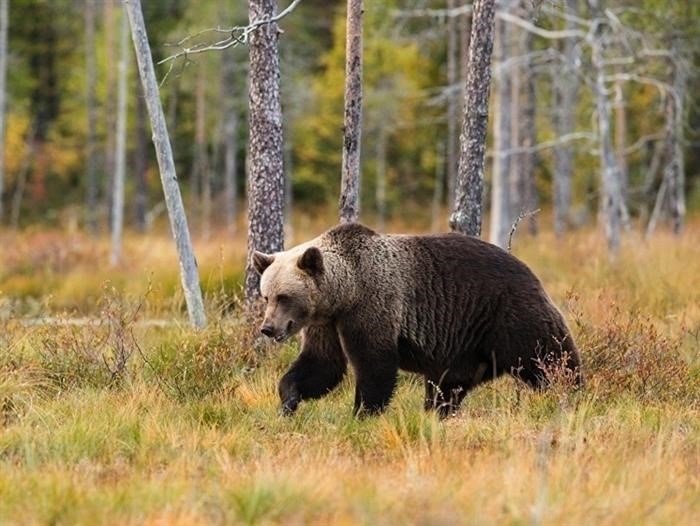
[297,247,324,276]
[253,251,275,275]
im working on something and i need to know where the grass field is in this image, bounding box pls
[1,220,699,525]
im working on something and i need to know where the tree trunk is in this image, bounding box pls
[375,125,387,232]
[614,72,628,204]
[459,1,471,110]
[222,50,238,234]
[103,0,116,226]
[590,17,623,254]
[0,0,7,222]
[133,82,148,233]
[84,0,98,234]
[489,13,512,249]
[446,0,459,206]
[125,0,207,329]
[10,129,36,230]
[110,10,129,266]
[516,5,538,235]
[245,0,285,305]
[450,0,496,236]
[339,0,363,224]
[666,51,687,235]
[552,0,579,237]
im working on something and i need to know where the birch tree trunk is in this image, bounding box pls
[110,11,129,266]
[125,0,207,328]
[245,0,285,304]
[450,0,496,236]
[516,5,538,235]
[103,1,116,224]
[222,50,238,234]
[489,11,513,249]
[133,83,148,233]
[589,18,623,254]
[0,0,7,222]
[84,0,98,234]
[552,0,579,237]
[339,0,363,224]
[614,73,628,203]
[666,51,687,235]
[446,0,459,206]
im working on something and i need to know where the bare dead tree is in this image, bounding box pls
[446,0,459,206]
[489,4,514,249]
[552,0,580,237]
[339,0,363,224]
[0,0,7,222]
[110,10,129,266]
[245,0,285,305]
[103,1,117,225]
[85,0,99,234]
[125,0,207,328]
[665,48,687,235]
[431,141,445,232]
[450,0,497,236]
[133,83,148,233]
[588,15,624,254]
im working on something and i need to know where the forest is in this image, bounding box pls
[0,1,699,524]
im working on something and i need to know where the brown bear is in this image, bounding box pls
[253,223,581,417]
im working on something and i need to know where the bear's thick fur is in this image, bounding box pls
[254,223,581,416]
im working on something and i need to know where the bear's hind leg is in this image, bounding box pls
[279,325,347,415]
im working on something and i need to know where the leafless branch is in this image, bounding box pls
[496,10,587,39]
[507,209,541,252]
[158,0,303,67]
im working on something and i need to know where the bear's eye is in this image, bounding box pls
[263,296,268,302]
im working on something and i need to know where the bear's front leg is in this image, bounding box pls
[337,321,399,416]
[278,324,347,415]
[353,361,398,416]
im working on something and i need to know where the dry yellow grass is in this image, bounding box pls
[0,218,699,524]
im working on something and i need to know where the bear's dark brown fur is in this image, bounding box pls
[254,223,581,416]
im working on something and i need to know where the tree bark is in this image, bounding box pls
[245,0,285,305]
[133,82,148,233]
[589,17,623,254]
[125,0,207,329]
[552,0,579,237]
[339,0,363,224]
[614,71,628,203]
[514,3,538,235]
[489,12,513,249]
[103,0,117,226]
[110,11,129,266]
[450,0,496,237]
[666,50,687,235]
[84,0,98,234]
[0,0,7,222]
[446,0,459,206]
[221,50,238,234]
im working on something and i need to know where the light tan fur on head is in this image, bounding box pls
[256,242,324,342]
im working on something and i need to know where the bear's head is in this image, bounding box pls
[253,246,324,342]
